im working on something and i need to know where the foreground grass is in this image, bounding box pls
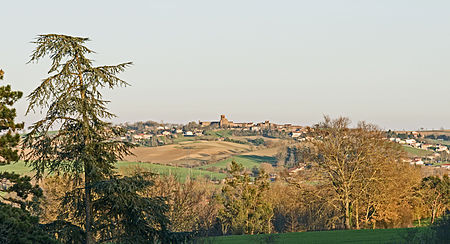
[203,228,414,244]
[197,155,277,170]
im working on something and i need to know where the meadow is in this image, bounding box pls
[0,161,33,175]
[402,145,433,157]
[196,155,277,170]
[0,161,227,182]
[116,161,226,181]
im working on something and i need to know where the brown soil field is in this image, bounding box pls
[124,140,251,166]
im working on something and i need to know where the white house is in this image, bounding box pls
[290,132,302,138]
[414,160,424,165]
[133,134,143,140]
[405,139,416,144]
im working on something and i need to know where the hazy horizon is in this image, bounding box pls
[1,0,449,130]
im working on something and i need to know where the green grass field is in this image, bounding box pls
[402,145,433,157]
[204,130,233,138]
[0,161,33,175]
[203,228,414,244]
[172,136,196,144]
[0,161,227,182]
[196,155,277,170]
[116,161,226,181]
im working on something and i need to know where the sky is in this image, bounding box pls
[1,0,449,130]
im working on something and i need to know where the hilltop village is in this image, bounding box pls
[122,115,308,146]
[121,117,450,172]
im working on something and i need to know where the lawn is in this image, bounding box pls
[402,145,433,157]
[203,228,415,244]
[197,155,277,170]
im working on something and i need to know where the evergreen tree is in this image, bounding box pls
[0,69,24,165]
[218,161,273,235]
[23,34,164,243]
[0,203,59,244]
[0,172,43,212]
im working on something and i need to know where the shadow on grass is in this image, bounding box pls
[238,155,277,165]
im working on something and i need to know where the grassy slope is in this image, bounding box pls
[206,228,413,244]
[402,145,433,157]
[196,155,277,170]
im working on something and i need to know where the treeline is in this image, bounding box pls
[426,134,450,141]
[123,120,162,131]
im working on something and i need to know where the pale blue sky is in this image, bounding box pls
[1,0,449,130]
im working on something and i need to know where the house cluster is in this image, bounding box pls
[389,137,449,154]
[125,125,203,142]
[199,115,306,135]
[389,132,449,168]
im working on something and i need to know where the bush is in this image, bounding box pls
[0,203,58,244]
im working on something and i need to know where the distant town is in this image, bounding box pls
[122,114,308,144]
[120,115,450,171]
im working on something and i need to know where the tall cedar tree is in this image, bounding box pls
[0,69,24,165]
[24,34,133,243]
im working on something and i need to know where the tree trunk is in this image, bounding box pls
[355,201,360,230]
[78,57,94,244]
[85,169,94,244]
[431,207,436,224]
[344,199,351,229]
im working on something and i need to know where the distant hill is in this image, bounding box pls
[395,130,450,136]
